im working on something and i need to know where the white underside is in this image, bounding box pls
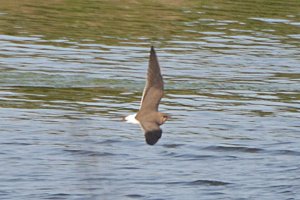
[125,113,140,124]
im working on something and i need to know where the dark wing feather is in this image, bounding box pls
[139,121,162,145]
[138,46,163,115]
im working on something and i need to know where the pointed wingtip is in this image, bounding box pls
[150,46,155,53]
[150,46,157,59]
[145,129,162,145]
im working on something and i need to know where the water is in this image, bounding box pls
[1,0,300,199]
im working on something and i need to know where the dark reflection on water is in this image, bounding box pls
[1,0,300,199]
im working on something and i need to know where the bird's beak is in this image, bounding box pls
[164,115,171,121]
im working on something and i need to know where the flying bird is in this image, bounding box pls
[125,46,169,145]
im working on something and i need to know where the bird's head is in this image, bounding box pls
[158,113,170,125]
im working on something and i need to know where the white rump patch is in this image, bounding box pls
[125,113,140,124]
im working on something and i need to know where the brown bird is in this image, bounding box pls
[125,46,169,145]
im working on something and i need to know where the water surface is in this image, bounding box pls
[0,0,300,199]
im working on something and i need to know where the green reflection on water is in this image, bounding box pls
[0,86,128,115]
[0,0,299,115]
[0,0,195,45]
[0,0,299,45]
[1,86,299,116]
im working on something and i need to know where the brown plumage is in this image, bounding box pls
[135,46,169,145]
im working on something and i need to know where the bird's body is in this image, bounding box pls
[125,46,169,145]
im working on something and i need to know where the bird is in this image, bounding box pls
[125,46,169,145]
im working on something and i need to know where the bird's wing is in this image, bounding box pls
[139,120,162,145]
[138,46,164,113]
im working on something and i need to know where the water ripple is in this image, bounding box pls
[204,145,264,153]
